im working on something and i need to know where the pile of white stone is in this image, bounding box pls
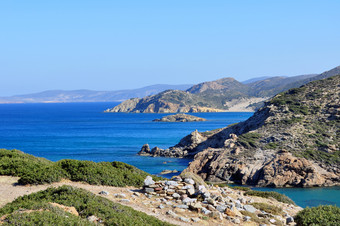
[142,175,296,225]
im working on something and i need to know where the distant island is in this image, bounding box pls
[106,66,340,113]
[153,114,207,122]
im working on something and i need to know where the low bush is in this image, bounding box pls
[0,149,157,187]
[0,185,172,226]
[251,202,283,215]
[295,205,340,226]
[245,190,295,205]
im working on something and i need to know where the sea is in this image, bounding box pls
[0,102,338,208]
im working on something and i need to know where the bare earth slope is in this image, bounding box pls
[140,75,340,187]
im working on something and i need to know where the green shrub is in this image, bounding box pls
[0,149,156,187]
[2,206,94,225]
[18,164,66,185]
[295,205,340,226]
[0,149,52,177]
[245,190,295,205]
[0,185,172,226]
[251,202,283,215]
[237,132,262,148]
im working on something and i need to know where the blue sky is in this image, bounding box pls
[0,1,339,96]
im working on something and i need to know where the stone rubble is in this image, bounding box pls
[141,175,301,225]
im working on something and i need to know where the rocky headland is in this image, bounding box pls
[105,66,339,113]
[139,74,340,187]
[153,114,207,122]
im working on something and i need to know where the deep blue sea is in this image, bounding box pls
[0,102,338,208]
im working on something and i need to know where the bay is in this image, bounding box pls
[0,102,338,208]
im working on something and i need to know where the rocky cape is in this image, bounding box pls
[105,66,340,113]
[139,74,340,187]
[153,114,207,122]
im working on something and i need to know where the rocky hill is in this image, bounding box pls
[139,74,340,187]
[106,66,339,113]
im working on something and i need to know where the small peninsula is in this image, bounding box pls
[153,114,207,122]
[104,66,340,113]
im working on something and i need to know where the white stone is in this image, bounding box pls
[144,176,155,186]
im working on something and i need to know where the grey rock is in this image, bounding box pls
[99,191,109,196]
[179,217,190,222]
[146,194,153,198]
[286,216,294,224]
[202,207,211,215]
[166,210,178,217]
[202,192,210,199]
[165,181,178,186]
[120,199,130,203]
[244,204,257,213]
[172,193,181,199]
[210,211,223,220]
[206,198,216,206]
[114,193,126,198]
[244,216,251,221]
[158,204,165,209]
[144,176,155,186]
[270,219,276,223]
[207,204,216,211]
[182,185,194,190]
[144,187,155,193]
[187,188,196,196]
[184,178,195,185]
[182,197,197,205]
[216,205,228,213]
[176,204,189,209]
[191,217,201,222]
[232,218,241,224]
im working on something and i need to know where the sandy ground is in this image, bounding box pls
[224,97,268,112]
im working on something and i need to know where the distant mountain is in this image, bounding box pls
[0,84,193,104]
[241,76,272,84]
[106,66,339,113]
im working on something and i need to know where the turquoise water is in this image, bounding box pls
[253,186,340,208]
[0,102,338,207]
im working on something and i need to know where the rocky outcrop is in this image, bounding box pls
[140,74,340,187]
[138,130,210,158]
[141,175,302,225]
[153,114,207,122]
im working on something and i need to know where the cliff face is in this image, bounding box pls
[141,75,340,187]
[105,66,340,113]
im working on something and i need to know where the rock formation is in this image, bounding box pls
[141,174,302,225]
[140,74,340,187]
[153,114,207,122]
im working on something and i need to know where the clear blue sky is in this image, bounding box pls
[0,1,339,96]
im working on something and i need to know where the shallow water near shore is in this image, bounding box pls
[0,102,338,208]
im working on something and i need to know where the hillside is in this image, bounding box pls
[0,84,192,103]
[106,66,339,113]
[139,75,340,187]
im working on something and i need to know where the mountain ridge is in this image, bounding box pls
[0,84,192,104]
[107,66,339,113]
